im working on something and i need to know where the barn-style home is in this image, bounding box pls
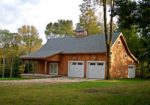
[21,31,138,79]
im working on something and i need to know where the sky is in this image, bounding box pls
[0,0,83,43]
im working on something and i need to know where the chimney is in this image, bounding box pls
[75,24,87,38]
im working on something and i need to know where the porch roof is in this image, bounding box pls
[21,50,62,59]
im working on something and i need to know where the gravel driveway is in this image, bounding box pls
[0,77,96,84]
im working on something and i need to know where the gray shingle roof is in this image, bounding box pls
[21,50,62,59]
[21,32,120,59]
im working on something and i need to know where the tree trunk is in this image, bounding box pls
[2,55,5,78]
[102,0,114,79]
[103,0,109,79]
[10,57,13,78]
[108,0,115,79]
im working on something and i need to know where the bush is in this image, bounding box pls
[140,66,150,79]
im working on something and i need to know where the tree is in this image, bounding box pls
[95,0,114,79]
[138,0,150,72]
[45,20,74,39]
[137,0,150,37]
[18,25,42,54]
[0,26,42,78]
[114,0,140,56]
[114,0,137,30]
[114,0,141,56]
[18,25,42,74]
[114,0,150,77]
[79,0,103,35]
[115,0,150,54]
[8,33,21,77]
[0,29,13,78]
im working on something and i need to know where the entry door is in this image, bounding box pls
[87,61,105,79]
[50,63,58,75]
[128,65,135,78]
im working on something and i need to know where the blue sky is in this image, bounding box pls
[0,0,82,43]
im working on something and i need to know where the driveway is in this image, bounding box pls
[0,77,96,84]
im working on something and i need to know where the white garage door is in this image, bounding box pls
[128,65,135,78]
[87,61,105,79]
[68,61,84,78]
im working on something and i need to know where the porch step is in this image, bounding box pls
[20,73,62,79]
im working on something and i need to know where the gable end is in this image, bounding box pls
[111,32,138,63]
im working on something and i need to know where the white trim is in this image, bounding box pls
[68,61,84,63]
[86,61,105,79]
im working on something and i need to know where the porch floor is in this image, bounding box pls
[20,73,61,79]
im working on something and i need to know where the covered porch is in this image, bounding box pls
[20,51,62,78]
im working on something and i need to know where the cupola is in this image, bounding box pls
[75,24,87,38]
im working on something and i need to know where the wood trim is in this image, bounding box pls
[21,52,62,60]
[45,61,47,75]
[63,52,106,55]
[21,52,107,60]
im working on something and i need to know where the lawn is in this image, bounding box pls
[0,77,29,80]
[0,79,149,105]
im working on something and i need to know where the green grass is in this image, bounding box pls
[0,77,29,80]
[0,79,149,105]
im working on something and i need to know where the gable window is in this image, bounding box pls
[118,40,121,45]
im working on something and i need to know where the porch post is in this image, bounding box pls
[32,61,35,74]
[45,60,47,75]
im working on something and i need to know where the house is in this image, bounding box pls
[21,31,138,79]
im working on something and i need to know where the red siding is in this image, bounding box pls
[59,54,106,77]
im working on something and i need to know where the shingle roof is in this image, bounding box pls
[21,32,120,59]
[21,50,62,59]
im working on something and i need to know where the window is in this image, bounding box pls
[90,63,95,65]
[97,63,103,66]
[129,66,134,69]
[78,62,83,65]
[118,40,121,45]
[72,62,76,65]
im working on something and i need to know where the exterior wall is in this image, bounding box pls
[37,60,45,74]
[35,55,60,74]
[111,36,136,79]
[59,54,106,77]
[34,53,107,76]
[46,54,60,61]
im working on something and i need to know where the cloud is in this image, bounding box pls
[0,0,40,30]
[0,0,82,43]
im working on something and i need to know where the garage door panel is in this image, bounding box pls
[68,61,84,78]
[87,61,105,79]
